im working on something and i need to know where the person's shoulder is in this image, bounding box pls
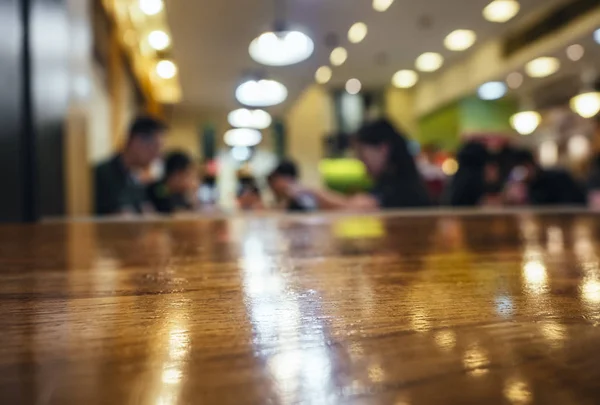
[95,155,120,175]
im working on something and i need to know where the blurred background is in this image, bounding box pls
[2,0,599,221]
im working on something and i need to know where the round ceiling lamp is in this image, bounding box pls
[478,81,506,100]
[228,109,272,130]
[224,128,263,147]
[235,79,288,107]
[139,0,163,15]
[330,47,348,66]
[345,78,362,95]
[231,146,253,162]
[570,92,600,118]
[392,70,418,88]
[156,60,177,79]
[315,66,332,84]
[510,111,541,135]
[594,29,600,45]
[483,0,520,23]
[249,31,314,66]
[566,44,585,61]
[148,30,170,51]
[373,0,394,12]
[525,57,560,78]
[415,52,444,72]
[444,29,477,51]
[348,22,368,44]
[506,72,523,89]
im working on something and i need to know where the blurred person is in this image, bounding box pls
[444,142,489,206]
[237,180,264,211]
[146,151,199,214]
[587,115,600,208]
[505,149,585,206]
[417,144,446,204]
[282,119,430,210]
[94,116,167,215]
[268,160,317,212]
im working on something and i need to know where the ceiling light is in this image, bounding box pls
[566,44,585,61]
[478,81,506,100]
[155,60,177,79]
[506,72,523,89]
[235,79,288,107]
[231,146,253,162]
[249,31,314,66]
[570,92,600,118]
[348,22,368,44]
[444,30,477,51]
[510,111,541,135]
[525,57,560,78]
[315,66,332,84]
[139,0,163,15]
[392,70,419,88]
[330,47,348,66]
[373,0,394,12]
[224,128,263,147]
[415,52,444,72]
[483,0,520,23]
[346,78,362,95]
[148,30,170,50]
[228,109,272,130]
[595,29,600,44]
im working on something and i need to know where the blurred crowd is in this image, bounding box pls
[94,114,600,217]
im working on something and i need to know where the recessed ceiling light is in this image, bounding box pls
[155,60,177,79]
[594,29,600,45]
[539,141,558,167]
[373,0,394,12]
[483,0,520,23]
[330,47,348,66]
[415,52,444,72]
[525,57,560,78]
[348,22,368,44]
[566,44,585,61]
[315,66,332,84]
[224,129,263,148]
[227,109,272,130]
[510,111,541,135]
[568,134,590,160]
[249,31,314,66]
[506,72,523,89]
[478,81,507,100]
[392,70,419,88]
[346,78,362,95]
[235,79,288,107]
[570,92,600,118]
[139,0,163,15]
[148,30,170,50]
[444,30,477,51]
[231,146,253,162]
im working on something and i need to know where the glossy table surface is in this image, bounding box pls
[2,211,600,404]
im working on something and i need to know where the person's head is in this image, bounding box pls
[237,180,262,210]
[124,116,168,168]
[164,151,196,194]
[355,119,417,179]
[268,160,299,197]
[456,141,489,169]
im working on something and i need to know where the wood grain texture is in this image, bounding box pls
[1,212,600,404]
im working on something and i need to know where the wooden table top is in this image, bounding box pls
[2,211,600,404]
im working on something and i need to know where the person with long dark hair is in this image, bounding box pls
[282,119,430,210]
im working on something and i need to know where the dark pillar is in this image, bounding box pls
[0,0,69,222]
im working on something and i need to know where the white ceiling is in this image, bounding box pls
[166,0,568,114]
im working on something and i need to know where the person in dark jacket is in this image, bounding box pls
[280,119,430,210]
[505,149,585,206]
[445,141,490,206]
[146,151,198,214]
[94,116,167,215]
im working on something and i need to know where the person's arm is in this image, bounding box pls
[287,184,379,211]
